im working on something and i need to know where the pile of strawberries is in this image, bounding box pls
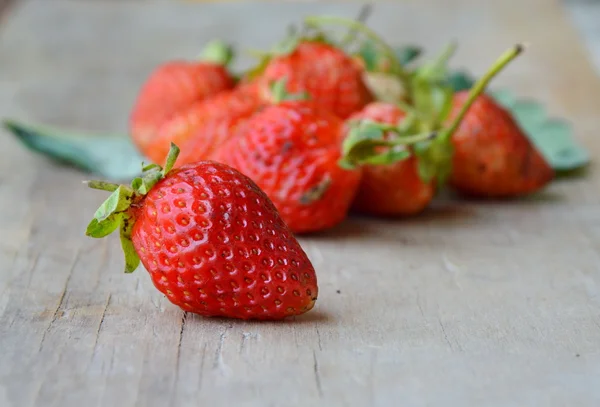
[85,13,554,321]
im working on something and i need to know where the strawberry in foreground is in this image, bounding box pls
[211,82,362,234]
[129,41,236,164]
[447,91,554,198]
[340,44,532,215]
[85,143,318,320]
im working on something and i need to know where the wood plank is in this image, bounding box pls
[1,0,600,406]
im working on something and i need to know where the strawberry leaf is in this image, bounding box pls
[491,89,590,174]
[2,119,144,181]
[395,45,422,66]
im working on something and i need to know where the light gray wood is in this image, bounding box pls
[1,0,600,406]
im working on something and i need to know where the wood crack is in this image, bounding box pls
[90,293,112,363]
[313,350,323,398]
[38,249,79,352]
[169,311,187,407]
[315,325,323,351]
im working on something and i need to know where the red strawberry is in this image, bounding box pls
[211,98,362,234]
[141,83,263,167]
[253,40,373,119]
[346,102,435,216]
[85,144,318,320]
[340,45,531,214]
[447,91,554,198]
[130,60,235,162]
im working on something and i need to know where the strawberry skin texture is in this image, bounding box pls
[347,102,435,216]
[211,100,362,234]
[448,92,554,198]
[130,61,235,162]
[140,84,262,166]
[131,161,318,320]
[257,41,373,119]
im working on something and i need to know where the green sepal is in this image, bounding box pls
[91,185,134,222]
[120,217,140,274]
[86,213,123,239]
[340,120,434,169]
[162,142,180,176]
[413,138,454,186]
[199,39,235,67]
[269,77,310,103]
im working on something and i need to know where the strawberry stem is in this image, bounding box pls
[339,4,374,46]
[440,44,525,142]
[303,15,411,88]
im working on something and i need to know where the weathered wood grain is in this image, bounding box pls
[1,0,600,406]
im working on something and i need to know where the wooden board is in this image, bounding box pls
[1,0,600,405]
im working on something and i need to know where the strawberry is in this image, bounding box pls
[85,143,318,320]
[251,40,373,119]
[447,91,554,198]
[340,45,529,214]
[129,45,236,163]
[211,93,362,234]
[145,83,263,167]
[346,102,435,216]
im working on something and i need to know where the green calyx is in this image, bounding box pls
[340,44,525,187]
[339,118,436,169]
[85,143,181,273]
[269,77,310,104]
[199,39,235,67]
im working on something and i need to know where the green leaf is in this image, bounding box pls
[445,70,475,92]
[395,45,422,66]
[357,40,379,71]
[3,119,144,181]
[490,88,590,173]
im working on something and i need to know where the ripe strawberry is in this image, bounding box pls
[143,83,263,167]
[211,98,362,234]
[129,60,235,162]
[346,102,435,216]
[447,91,554,198]
[85,144,318,320]
[253,40,373,119]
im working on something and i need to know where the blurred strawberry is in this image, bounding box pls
[129,41,237,162]
[345,102,435,216]
[447,91,554,198]
[249,39,373,119]
[340,44,532,216]
[212,84,362,234]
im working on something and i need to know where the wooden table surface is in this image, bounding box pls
[2,0,600,406]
